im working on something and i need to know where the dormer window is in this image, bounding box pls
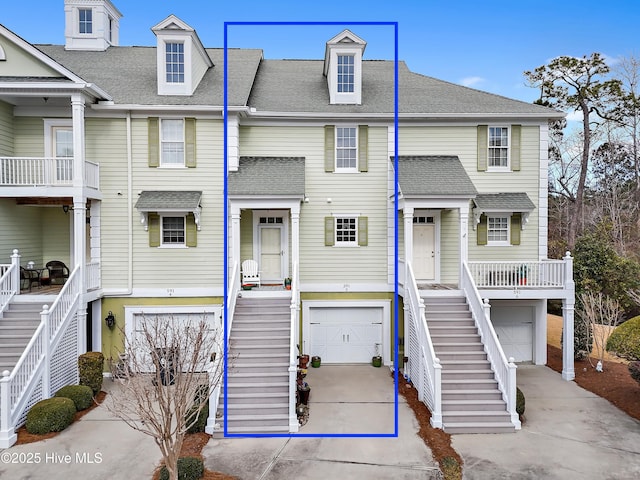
[165,42,185,83]
[337,55,355,93]
[78,8,92,34]
[324,30,366,105]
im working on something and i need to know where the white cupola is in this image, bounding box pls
[64,0,122,51]
[323,29,366,105]
[151,15,213,96]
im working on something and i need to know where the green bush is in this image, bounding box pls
[629,361,640,385]
[186,403,209,434]
[54,385,94,411]
[516,387,526,416]
[606,315,640,360]
[439,456,462,480]
[26,397,76,434]
[78,351,104,395]
[159,457,204,480]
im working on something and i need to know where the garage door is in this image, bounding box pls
[491,307,534,363]
[309,307,383,363]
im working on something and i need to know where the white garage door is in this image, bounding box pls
[491,306,534,363]
[309,307,383,363]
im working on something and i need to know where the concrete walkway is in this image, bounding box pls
[453,365,640,480]
[204,365,440,479]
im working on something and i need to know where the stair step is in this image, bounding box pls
[0,343,29,354]
[225,402,289,410]
[0,319,40,327]
[229,336,289,346]
[441,379,498,390]
[223,392,289,400]
[0,325,38,332]
[225,425,290,433]
[442,410,512,423]
[443,422,516,434]
[441,369,495,380]
[442,389,503,401]
[437,352,488,361]
[442,399,506,411]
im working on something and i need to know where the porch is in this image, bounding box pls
[0,156,99,190]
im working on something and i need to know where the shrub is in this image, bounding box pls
[606,315,640,360]
[159,457,204,480]
[55,385,94,411]
[629,361,640,385]
[79,351,104,395]
[26,397,76,434]
[186,402,209,434]
[516,387,526,416]
[440,456,462,480]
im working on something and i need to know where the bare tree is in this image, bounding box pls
[105,315,223,480]
[578,291,622,371]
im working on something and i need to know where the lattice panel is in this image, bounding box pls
[15,377,43,428]
[50,315,79,395]
[408,309,420,384]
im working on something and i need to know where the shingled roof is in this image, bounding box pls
[397,156,477,197]
[229,157,305,196]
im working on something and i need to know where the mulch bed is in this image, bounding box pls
[547,344,640,421]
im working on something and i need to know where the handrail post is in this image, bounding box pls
[0,370,17,448]
[431,359,442,428]
[41,305,50,398]
[507,357,521,428]
[11,249,20,295]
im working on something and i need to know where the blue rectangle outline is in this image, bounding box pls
[223,20,399,438]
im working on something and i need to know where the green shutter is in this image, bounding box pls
[324,216,335,246]
[185,118,196,168]
[186,213,197,247]
[324,125,335,172]
[358,125,368,172]
[477,125,488,171]
[511,125,521,171]
[510,213,521,245]
[358,216,368,246]
[148,117,159,167]
[477,214,488,246]
[148,213,160,247]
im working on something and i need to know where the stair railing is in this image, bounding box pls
[206,260,240,434]
[0,266,81,448]
[405,262,442,428]
[0,250,20,317]
[288,261,300,432]
[461,262,520,429]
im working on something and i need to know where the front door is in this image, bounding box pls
[259,225,282,283]
[414,220,436,281]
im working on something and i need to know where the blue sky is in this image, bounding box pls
[2,0,639,105]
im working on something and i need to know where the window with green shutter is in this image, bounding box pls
[325,216,368,246]
[477,213,522,246]
[324,125,368,172]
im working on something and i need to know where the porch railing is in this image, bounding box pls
[207,260,240,434]
[0,251,19,316]
[461,263,520,429]
[288,261,300,433]
[405,262,442,428]
[468,259,567,289]
[0,266,81,448]
[0,157,99,188]
[85,262,100,291]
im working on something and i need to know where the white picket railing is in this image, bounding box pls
[405,262,442,428]
[85,261,100,291]
[0,157,99,188]
[288,261,300,433]
[206,261,240,434]
[468,259,567,289]
[0,266,81,448]
[461,263,520,428]
[0,251,20,316]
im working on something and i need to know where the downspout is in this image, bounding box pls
[127,110,133,294]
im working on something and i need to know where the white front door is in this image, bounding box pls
[259,225,282,283]
[414,223,436,280]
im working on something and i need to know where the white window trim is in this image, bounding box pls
[156,36,193,96]
[335,126,358,173]
[487,126,510,172]
[165,41,185,84]
[77,7,93,35]
[44,119,72,157]
[329,48,362,105]
[159,118,186,168]
[487,213,511,247]
[333,214,359,247]
[159,213,188,248]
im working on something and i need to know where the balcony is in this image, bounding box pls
[0,157,99,189]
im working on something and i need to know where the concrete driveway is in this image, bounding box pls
[453,365,640,480]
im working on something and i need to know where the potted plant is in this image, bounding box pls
[518,265,528,285]
[372,344,382,367]
[311,356,321,368]
[284,277,292,290]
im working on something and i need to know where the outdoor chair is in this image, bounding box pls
[20,266,40,292]
[241,259,261,287]
[42,260,70,285]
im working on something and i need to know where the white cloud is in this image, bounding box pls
[460,76,485,87]
[565,110,583,122]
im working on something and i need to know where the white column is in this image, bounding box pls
[231,206,241,276]
[71,93,86,189]
[10,249,20,295]
[459,204,469,286]
[291,206,300,274]
[227,115,239,172]
[562,251,575,380]
[74,198,87,355]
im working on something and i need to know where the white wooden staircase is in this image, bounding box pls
[424,295,516,433]
[0,302,41,371]
[221,297,291,433]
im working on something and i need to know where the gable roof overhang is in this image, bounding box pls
[229,157,305,199]
[472,192,536,229]
[396,155,477,200]
[0,24,112,101]
[323,29,367,77]
[134,190,203,230]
